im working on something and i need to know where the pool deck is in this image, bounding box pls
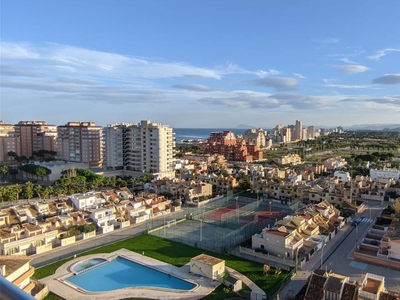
[41,249,221,300]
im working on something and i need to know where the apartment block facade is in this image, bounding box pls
[57,122,103,168]
[14,121,57,158]
[103,120,175,174]
[0,121,19,165]
[243,128,266,147]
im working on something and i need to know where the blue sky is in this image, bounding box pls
[1,1,399,128]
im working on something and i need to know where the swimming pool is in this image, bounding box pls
[72,258,107,273]
[66,256,197,292]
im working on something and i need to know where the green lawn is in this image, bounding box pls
[43,292,64,300]
[34,234,289,298]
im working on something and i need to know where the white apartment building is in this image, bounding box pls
[294,120,303,141]
[370,167,400,181]
[57,122,103,168]
[103,120,175,174]
[103,124,124,169]
[334,171,351,183]
[243,128,266,147]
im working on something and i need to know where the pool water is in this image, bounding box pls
[72,258,107,273]
[66,257,196,292]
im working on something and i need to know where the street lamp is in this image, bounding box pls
[163,212,166,237]
[256,190,259,208]
[200,217,203,242]
[355,223,358,245]
[269,201,272,215]
[235,196,239,223]
[369,205,372,220]
[320,243,326,269]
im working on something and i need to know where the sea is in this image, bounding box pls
[174,128,248,142]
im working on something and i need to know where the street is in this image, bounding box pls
[307,201,400,291]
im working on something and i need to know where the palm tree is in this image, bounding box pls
[35,167,48,181]
[0,165,9,182]
[34,185,43,199]
[42,186,53,199]
[11,184,22,204]
[0,186,4,204]
[24,181,34,200]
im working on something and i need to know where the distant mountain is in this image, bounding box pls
[344,124,400,131]
[383,127,400,131]
[236,124,256,129]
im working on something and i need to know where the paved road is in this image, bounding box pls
[276,201,400,299]
[320,201,400,292]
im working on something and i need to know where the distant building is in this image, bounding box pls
[204,131,263,162]
[274,153,302,165]
[15,121,57,158]
[103,120,175,174]
[370,168,400,181]
[334,171,351,183]
[207,131,237,146]
[57,121,103,168]
[0,121,19,165]
[243,128,266,147]
[294,120,303,141]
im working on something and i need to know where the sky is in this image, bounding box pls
[1,1,400,128]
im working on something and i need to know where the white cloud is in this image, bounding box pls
[336,57,358,64]
[293,73,306,79]
[255,69,280,77]
[372,74,400,85]
[0,41,40,59]
[324,84,380,90]
[172,84,217,92]
[368,48,400,60]
[247,77,298,90]
[334,64,370,74]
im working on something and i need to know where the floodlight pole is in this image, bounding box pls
[200,217,203,242]
[236,196,239,224]
[369,205,372,220]
[163,212,166,237]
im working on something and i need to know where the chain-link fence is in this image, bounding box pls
[148,191,292,253]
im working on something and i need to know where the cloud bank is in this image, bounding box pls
[334,64,370,74]
[372,74,400,85]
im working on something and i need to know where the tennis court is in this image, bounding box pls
[149,194,292,253]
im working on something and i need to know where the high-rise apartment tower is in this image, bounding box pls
[57,122,103,168]
[14,121,57,157]
[103,120,175,174]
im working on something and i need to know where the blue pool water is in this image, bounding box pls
[72,258,107,273]
[66,257,196,292]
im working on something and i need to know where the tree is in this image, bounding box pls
[19,164,51,180]
[8,184,22,204]
[0,187,4,203]
[34,185,43,199]
[0,165,9,182]
[91,175,104,190]
[36,167,48,181]
[24,181,34,200]
[42,186,53,199]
